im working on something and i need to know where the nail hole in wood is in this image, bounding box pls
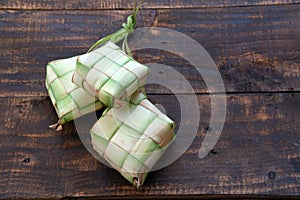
[23,158,30,163]
[205,127,212,132]
[268,171,276,180]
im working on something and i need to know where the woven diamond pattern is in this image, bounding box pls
[73,42,149,108]
[91,91,175,186]
[46,56,104,126]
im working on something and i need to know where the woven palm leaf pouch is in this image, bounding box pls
[46,56,104,131]
[91,91,175,187]
[72,41,149,108]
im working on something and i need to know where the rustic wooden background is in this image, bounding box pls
[0,0,299,199]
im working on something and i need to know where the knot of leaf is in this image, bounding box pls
[88,15,137,55]
[122,15,135,34]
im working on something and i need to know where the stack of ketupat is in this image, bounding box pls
[46,41,175,187]
[45,6,175,187]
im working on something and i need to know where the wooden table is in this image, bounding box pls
[1,0,299,199]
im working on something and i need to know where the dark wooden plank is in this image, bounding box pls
[0,5,299,97]
[0,9,155,97]
[150,5,300,94]
[0,93,299,198]
[0,0,299,10]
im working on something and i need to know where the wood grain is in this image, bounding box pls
[1,0,300,198]
[0,0,299,10]
[0,93,299,198]
[0,5,299,97]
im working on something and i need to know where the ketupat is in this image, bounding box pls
[72,42,149,108]
[91,91,175,187]
[46,56,104,131]
[45,8,139,129]
[46,0,177,188]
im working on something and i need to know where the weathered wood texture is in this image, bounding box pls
[0,94,299,198]
[0,0,300,199]
[0,0,300,9]
[0,5,299,97]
